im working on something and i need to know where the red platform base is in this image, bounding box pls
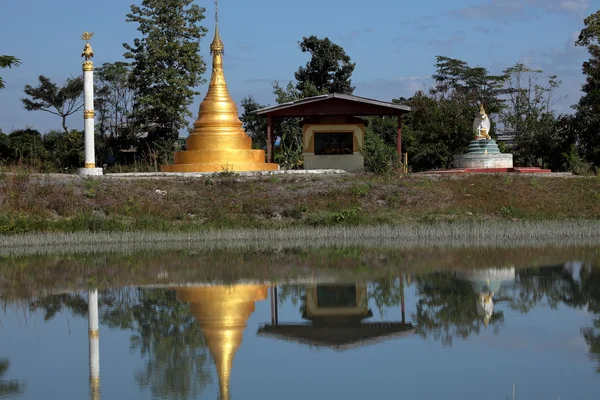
[422,167,552,175]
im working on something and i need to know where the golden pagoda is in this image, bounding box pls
[162,1,279,173]
[176,284,269,400]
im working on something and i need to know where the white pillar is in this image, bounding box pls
[88,290,101,400]
[78,38,103,176]
[84,66,95,168]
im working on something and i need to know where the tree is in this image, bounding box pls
[294,36,355,96]
[100,289,213,399]
[21,76,83,134]
[375,56,509,171]
[123,0,208,158]
[270,82,304,168]
[0,359,24,397]
[7,128,48,165]
[95,62,135,140]
[0,55,21,90]
[240,96,268,149]
[412,272,504,346]
[42,130,84,170]
[573,10,600,168]
[500,64,567,169]
[431,56,507,114]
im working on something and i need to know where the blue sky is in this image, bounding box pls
[0,0,596,134]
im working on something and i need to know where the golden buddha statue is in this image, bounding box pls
[161,1,279,173]
[474,103,491,140]
[175,284,269,400]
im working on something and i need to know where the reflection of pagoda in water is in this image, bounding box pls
[456,268,516,327]
[175,285,268,400]
[258,283,414,351]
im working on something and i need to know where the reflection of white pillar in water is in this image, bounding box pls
[88,290,100,400]
[78,32,103,176]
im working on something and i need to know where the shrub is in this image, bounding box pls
[362,130,401,175]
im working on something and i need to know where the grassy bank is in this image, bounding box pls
[1,171,599,234]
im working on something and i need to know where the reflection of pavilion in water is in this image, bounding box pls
[175,285,269,400]
[83,281,411,399]
[258,283,415,351]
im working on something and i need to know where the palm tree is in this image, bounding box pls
[0,55,21,89]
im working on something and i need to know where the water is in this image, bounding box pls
[1,261,600,399]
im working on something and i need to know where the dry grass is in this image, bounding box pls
[1,171,599,234]
[2,220,600,257]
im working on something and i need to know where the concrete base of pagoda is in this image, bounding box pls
[453,139,513,169]
[454,153,514,169]
[161,134,279,173]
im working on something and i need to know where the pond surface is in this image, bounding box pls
[1,260,600,399]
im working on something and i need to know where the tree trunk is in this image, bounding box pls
[62,116,70,134]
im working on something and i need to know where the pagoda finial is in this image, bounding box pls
[211,0,224,55]
[215,0,219,25]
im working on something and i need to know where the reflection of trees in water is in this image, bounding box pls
[0,358,24,398]
[28,288,213,400]
[101,289,213,400]
[502,265,586,313]
[28,293,88,321]
[412,273,504,347]
[22,264,600,375]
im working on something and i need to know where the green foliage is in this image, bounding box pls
[0,55,21,90]
[367,57,510,172]
[362,130,401,175]
[43,130,84,170]
[0,358,24,397]
[501,63,567,169]
[124,0,208,161]
[572,10,600,168]
[95,62,135,141]
[21,75,83,134]
[83,178,100,199]
[294,35,356,95]
[333,206,361,222]
[413,272,504,346]
[240,96,268,149]
[563,144,595,175]
[7,129,47,165]
[267,36,356,168]
[431,56,507,115]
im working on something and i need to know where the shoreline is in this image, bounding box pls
[2,220,600,257]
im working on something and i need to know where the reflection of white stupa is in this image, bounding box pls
[456,268,516,327]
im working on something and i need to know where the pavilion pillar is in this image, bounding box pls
[397,114,403,157]
[273,287,279,325]
[400,275,406,324]
[267,115,273,163]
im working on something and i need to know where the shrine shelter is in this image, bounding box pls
[255,94,411,171]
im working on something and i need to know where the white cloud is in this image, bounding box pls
[452,0,590,21]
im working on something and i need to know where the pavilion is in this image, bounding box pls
[257,283,415,351]
[255,94,411,171]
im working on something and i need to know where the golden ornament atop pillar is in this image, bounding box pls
[175,284,269,400]
[161,0,279,173]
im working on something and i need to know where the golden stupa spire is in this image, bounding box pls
[175,285,269,400]
[211,0,224,56]
[160,0,279,172]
